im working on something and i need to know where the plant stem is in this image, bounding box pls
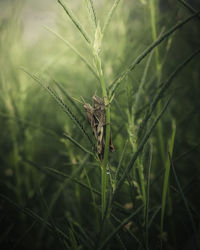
[95,53,111,218]
[150,0,165,164]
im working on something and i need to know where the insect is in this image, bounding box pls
[84,95,114,161]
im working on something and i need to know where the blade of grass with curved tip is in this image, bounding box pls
[57,0,91,44]
[112,96,172,203]
[22,68,95,148]
[102,0,121,35]
[98,205,144,250]
[45,26,98,79]
[110,10,200,94]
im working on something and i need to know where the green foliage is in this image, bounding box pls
[1,0,200,249]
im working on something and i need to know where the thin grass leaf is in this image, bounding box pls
[37,189,66,250]
[177,0,200,18]
[170,154,200,249]
[160,120,176,239]
[138,48,200,139]
[113,96,172,203]
[148,206,161,229]
[58,0,91,44]
[63,133,94,156]
[114,140,128,186]
[98,205,144,250]
[133,51,154,112]
[110,10,200,94]
[22,68,94,148]
[13,221,36,249]
[45,167,101,196]
[0,193,69,242]
[102,0,121,35]
[23,158,100,196]
[174,142,200,162]
[111,214,143,248]
[145,142,153,250]
[84,0,97,29]
[45,26,98,78]
[0,111,60,139]
[68,217,95,249]
[54,80,86,120]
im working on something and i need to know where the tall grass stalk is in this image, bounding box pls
[160,120,176,248]
[150,0,165,164]
[93,24,111,217]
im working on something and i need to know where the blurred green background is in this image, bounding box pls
[0,0,200,249]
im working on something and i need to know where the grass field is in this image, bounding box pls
[0,0,200,249]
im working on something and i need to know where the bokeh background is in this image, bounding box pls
[0,0,200,249]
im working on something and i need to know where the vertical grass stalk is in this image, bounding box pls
[93,24,111,217]
[160,120,176,247]
[149,0,165,164]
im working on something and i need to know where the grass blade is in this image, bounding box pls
[170,154,200,249]
[84,0,97,29]
[110,10,200,94]
[22,68,94,148]
[102,0,121,35]
[98,205,144,250]
[58,0,91,44]
[45,167,101,196]
[0,193,69,242]
[113,96,172,202]
[138,48,200,139]
[160,120,176,245]
[63,133,94,156]
[45,26,97,78]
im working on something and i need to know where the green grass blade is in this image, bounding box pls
[170,153,200,248]
[160,120,176,244]
[98,205,144,250]
[22,68,94,148]
[102,0,121,35]
[113,140,128,188]
[45,26,97,78]
[113,96,172,203]
[145,142,153,250]
[83,0,97,29]
[45,167,101,196]
[54,80,86,120]
[138,48,200,139]
[57,0,91,44]
[177,0,199,15]
[0,193,69,242]
[63,133,94,156]
[110,10,200,94]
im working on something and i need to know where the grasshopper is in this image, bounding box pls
[84,95,114,161]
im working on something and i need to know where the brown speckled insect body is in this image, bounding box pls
[84,95,114,161]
